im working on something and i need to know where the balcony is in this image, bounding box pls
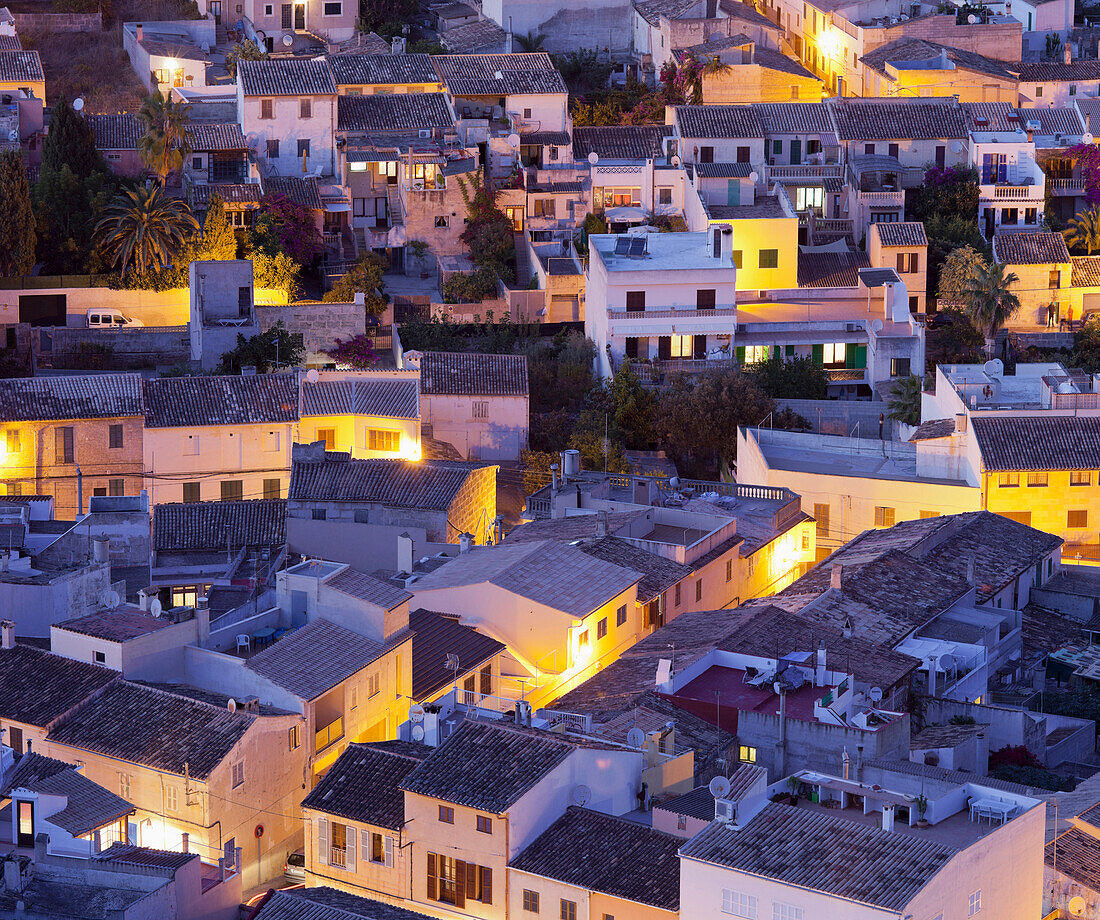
[1050,178,1086,195]
[610,307,737,337]
[315,716,343,752]
[767,164,844,180]
[329,846,347,868]
[634,357,733,383]
[858,189,904,204]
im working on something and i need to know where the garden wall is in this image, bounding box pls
[15,10,102,31]
[48,325,190,369]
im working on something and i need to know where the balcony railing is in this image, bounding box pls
[615,307,737,320]
[991,184,1038,199]
[634,358,733,382]
[767,164,844,179]
[315,717,343,752]
[859,190,904,202]
[329,846,347,868]
[1050,178,1086,194]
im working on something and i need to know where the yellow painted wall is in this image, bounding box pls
[709,216,799,292]
[300,413,421,460]
[983,469,1100,552]
[702,66,823,104]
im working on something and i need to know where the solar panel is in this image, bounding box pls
[628,238,646,256]
[614,237,630,255]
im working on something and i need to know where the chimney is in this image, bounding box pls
[138,588,152,611]
[712,226,722,259]
[459,533,474,553]
[1027,126,1034,143]
[842,747,851,780]
[955,412,968,433]
[596,510,610,537]
[397,532,414,574]
[493,515,504,545]
[181,833,189,853]
[1065,41,1073,64]
[136,22,143,41]
[92,536,109,564]
[966,555,975,585]
[816,640,827,686]
[830,563,843,591]
[1,620,14,650]
[939,47,948,69]
[882,802,896,832]
[195,596,210,643]
[855,743,864,781]
[843,616,853,639]
[550,462,559,492]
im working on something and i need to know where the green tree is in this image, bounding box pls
[746,354,828,399]
[606,360,658,448]
[42,95,105,180]
[552,48,613,96]
[515,31,547,51]
[323,253,388,314]
[0,150,36,276]
[1071,315,1100,373]
[886,374,923,426]
[1066,207,1100,254]
[960,261,1022,354]
[568,410,629,472]
[94,186,199,276]
[457,172,515,284]
[224,39,267,78]
[937,244,989,307]
[216,320,304,373]
[34,165,113,274]
[926,310,986,369]
[199,194,238,260]
[138,89,192,184]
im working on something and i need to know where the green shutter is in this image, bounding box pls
[736,346,746,363]
[811,344,824,365]
[853,344,867,368]
[785,344,795,356]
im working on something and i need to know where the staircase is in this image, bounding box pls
[513,232,531,285]
[215,22,229,46]
[387,187,404,226]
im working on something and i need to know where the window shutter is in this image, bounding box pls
[811,343,824,365]
[385,836,395,868]
[785,344,795,356]
[426,853,437,900]
[735,345,745,363]
[361,829,370,862]
[658,337,672,360]
[346,823,356,871]
[693,334,707,359]
[317,817,328,866]
[912,253,919,273]
[481,866,493,904]
[466,861,478,901]
[455,859,467,909]
[854,344,867,368]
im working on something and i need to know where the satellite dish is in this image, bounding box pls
[411,724,425,741]
[749,170,758,183]
[588,151,599,165]
[409,703,425,724]
[572,784,591,806]
[1069,896,1086,916]
[626,727,646,748]
[228,698,238,712]
[305,368,320,384]
[939,654,955,671]
[149,598,163,618]
[951,141,965,154]
[871,318,883,332]
[671,154,682,167]
[73,97,84,112]
[282,32,294,46]
[101,590,121,610]
[1086,133,1095,145]
[869,686,883,702]
[506,133,520,149]
[967,12,977,21]
[709,775,732,798]
[669,476,680,489]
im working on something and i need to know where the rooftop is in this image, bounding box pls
[796,250,870,288]
[328,52,438,86]
[1047,826,1100,891]
[572,125,673,160]
[0,645,117,728]
[418,351,529,397]
[911,722,985,749]
[439,18,508,53]
[430,52,566,96]
[85,113,143,150]
[300,376,420,419]
[862,37,1016,82]
[326,566,413,610]
[253,887,438,920]
[238,57,337,96]
[993,230,1071,265]
[2,752,133,836]
[264,175,324,210]
[409,608,504,700]
[972,415,1100,471]
[1019,60,1100,82]
[674,104,765,138]
[55,608,175,643]
[752,101,833,134]
[0,49,43,82]
[0,373,144,421]
[829,97,968,140]
[872,221,928,247]
[337,92,454,132]
[509,807,681,910]
[142,374,298,428]
[590,231,736,272]
[1017,105,1085,137]
[152,499,286,552]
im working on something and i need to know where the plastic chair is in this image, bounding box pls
[236,634,250,654]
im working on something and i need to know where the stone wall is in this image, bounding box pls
[448,464,499,543]
[49,326,190,369]
[862,14,1023,60]
[255,301,367,364]
[15,10,101,31]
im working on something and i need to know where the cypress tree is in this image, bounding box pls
[0,150,36,276]
[41,95,104,180]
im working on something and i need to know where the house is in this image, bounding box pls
[433,1,479,31]
[0,49,43,102]
[84,113,145,176]
[410,351,529,461]
[2,752,133,856]
[585,230,738,379]
[992,230,1072,325]
[141,373,299,505]
[299,371,422,461]
[868,222,928,312]
[328,53,442,95]
[669,103,767,172]
[507,807,681,920]
[236,58,338,180]
[251,887,436,920]
[287,442,498,544]
[1019,58,1100,106]
[188,259,262,371]
[408,607,506,704]
[860,39,1020,103]
[122,21,213,96]
[1046,800,1100,918]
[194,0,358,44]
[0,374,145,516]
[183,122,251,190]
[632,0,784,72]
[680,38,823,103]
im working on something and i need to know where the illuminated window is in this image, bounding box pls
[1071,470,1091,486]
[998,472,1019,488]
[874,506,895,527]
[739,745,756,763]
[1027,472,1049,487]
[5,430,18,452]
[369,429,400,451]
[1069,510,1088,528]
[822,342,846,366]
[317,428,335,450]
[578,629,590,648]
[742,345,770,364]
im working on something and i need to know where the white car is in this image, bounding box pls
[284,849,306,882]
[86,309,144,329]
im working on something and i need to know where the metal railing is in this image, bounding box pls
[315,717,343,752]
[615,307,737,320]
[329,846,347,868]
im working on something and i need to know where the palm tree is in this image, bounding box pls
[138,89,192,185]
[515,31,547,51]
[696,54,732,102]
[961,260,1022,355]
[1066,207,1100,254]
[95,186,199,276]
[886,374,923,427]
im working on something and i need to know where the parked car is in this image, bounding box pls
[284,849,306,882]
[86,309,144,329]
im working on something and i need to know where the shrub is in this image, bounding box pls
[324,334,379,368]
[442,268,499,304]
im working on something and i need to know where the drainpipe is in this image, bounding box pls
[776,684,787,777]
[77,466,83,516]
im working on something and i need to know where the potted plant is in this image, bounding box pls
[408,239,431,279]
[914,794,930,828]
[786,775,801,806]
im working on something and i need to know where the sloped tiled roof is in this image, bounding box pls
[829,98,968,140]
[572,125,672,160]
[418,351,528,396]
[191,183,263,207]
[153,499,286,552]
[632,0,699,25]
[718,0,782,29]
[0,646,118,728]
[328,52,438,86]
[573,534,691,603]
[872,221,928,247]
[910,418,956,441]
[681,803,957,910]
[796,250,870,288]
[440,18,508,54]
[1019,60,1100,82]
[326,567,412,610]
[409,608,504,700]
[47,681,254,779]
[238,57,336,96]
[264,175,324,209]
[337,92,454,132]
[0,373,144,421]
[187,122,248,150]
[289,454,490,509]
[1018,105,1085,136]
[509,807,681,910]
[301,741,428,828]
[3,753,133,836]
[861,37,1016,82]
[993,230,1071,264]
[56,608,174,643]
[752,101,833,134]
[693,161,753,178]
[961,101,1020,132]
[1047,827,1100,890]
[254,888,438,920]
[400,720,577,812]
[142,374,298,427]
[97,844,196,869]
[1073,255,1100,287]
[86,113,142,150]
[675,104,764,138]
[752,47,817,79]
[972,415,1100,471]
[0,34,21,50]
[430,52,566,95]
[247,618,407,700]
[0,49,42,82]
[301,377,420,418]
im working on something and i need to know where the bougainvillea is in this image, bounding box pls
[255,192,323,265]
[323,334,379,368]
[1066,143,1100,205]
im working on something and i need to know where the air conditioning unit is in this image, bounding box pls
[715,798,737,822]
[419,128,431,138]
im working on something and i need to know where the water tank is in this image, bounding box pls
[562,449,581,476]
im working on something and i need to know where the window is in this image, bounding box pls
[299,98,311,119]
[616,604,627,626]
[472,401,489,419]
[998,472,1019,488]
[721,889,757,918]
[1036,85,1043,97]
[317,428,336,450]
[561,900,577,920]
[118,772,131,798]
[699,146,714,163]
[221,480,243,501]
[597,617,607,639]
[1072,470,1091,486]
[1071,84,1078,96]
[695,578,703,601]
[891,357,911,377]
[266,139,279,158]
[726,558,733,582]
[324,0,341,12]
[109,478,124,497]
[732,249,743,268]
[289,723,301,750]
[5,430,18,453]
[260,99,274,119]
[1050,269,1061,289]
[1028,472,1049,487]
[109,424,123,449]
[523,890,540,913]
[368,429,400,452]
[865,143,876,155]
[370,831,385,862]
[742,344,770,364]
[578,629,589,649]
[888,142,899,159]
[549,145,559,161]
[1069,510,1088,528]
[773,905,803,920]
[439,805,454,824]
[349,686,358,711]
[697,288,716,310]
[920,510,940,519]
[55,426,74,464]
[435,215,449,228]
[875,506,895,527]
[297,139,310,159]
[476,815,492,834]
[165,785,178,812]
[94,650,106,663]
[759,249,779,268]
[1026,207,1037,224]
[626,291,645,311]
[737,146,750,163]
[264,478,281,500]
[265,3,273,12]
[896,252,918,273]
[969,891,981,916]
[427,854,492,906]
[814,503,830,537]
[182,482,201,507]
[232,762,244,788]
[822,342,846,366]
[659,187,672,204]
[739,744,757,763]
[368,672,380,697]
[675,583,682,607]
